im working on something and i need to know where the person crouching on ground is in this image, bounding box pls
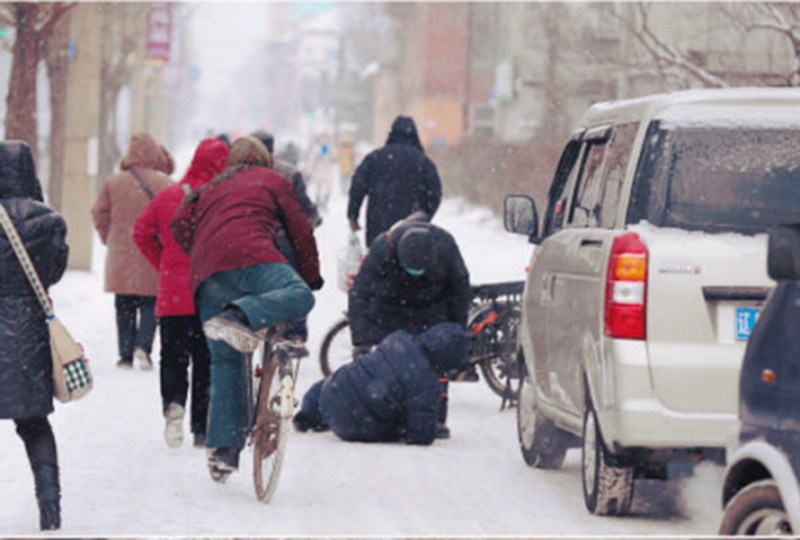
[347,214,472,438]
[293,322,470,444]
[170,136,323,483]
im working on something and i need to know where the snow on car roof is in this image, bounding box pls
[657,104,800,129]
[582,87,800,128]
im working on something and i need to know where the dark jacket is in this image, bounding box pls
[0,141,69,419]
[347,116,442,246]
[170,165,322,293]
[319,323,469,444]
[348,219,471,347]
[273,158,322,268]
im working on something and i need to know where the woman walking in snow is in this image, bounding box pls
[134,138,229,449]
[91,133,173,370]
[0,141,69,530]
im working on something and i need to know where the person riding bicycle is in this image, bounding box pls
[294,322,470,444]
[170,136,323,483]
[347,213,471,438]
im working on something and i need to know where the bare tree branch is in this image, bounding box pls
[37,2,76,41]
[615,4,729,88]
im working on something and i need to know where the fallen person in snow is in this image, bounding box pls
[293,322,469,445]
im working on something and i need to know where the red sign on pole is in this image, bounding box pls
[147,3,172,63]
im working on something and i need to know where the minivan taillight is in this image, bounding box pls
[604,233,648,340]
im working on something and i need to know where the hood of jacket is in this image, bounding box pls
[385,115,423,151]
[0,141,43,201]
[181,138,231,190]
[416,322,470,375]
[120,133,166,171]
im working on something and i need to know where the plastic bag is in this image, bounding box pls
[337,232,364,291]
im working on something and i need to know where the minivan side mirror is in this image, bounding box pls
[504,195,539,243]
[767,223,800,281]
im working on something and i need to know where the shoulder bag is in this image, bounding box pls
[0,204,92,403]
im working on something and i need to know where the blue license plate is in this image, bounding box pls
[735,307,760,340]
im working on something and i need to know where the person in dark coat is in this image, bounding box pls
[347,116,442,247]
[348,215,471,437]
[294,323,470,445]
[134,138,230,449]
[0,141,69,531]
[170,136,322,483]
[250,130,321,343]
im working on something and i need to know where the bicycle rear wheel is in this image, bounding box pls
[319,318,351,376]
[252,349,293,503]
[470,303,521,399]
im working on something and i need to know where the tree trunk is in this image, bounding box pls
[6,4,40,161]
[44,16,70,210]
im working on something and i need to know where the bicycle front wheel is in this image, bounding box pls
[252,349,293,503]
[319,318,351,376]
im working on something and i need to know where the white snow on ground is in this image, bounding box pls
[1,189,726,536]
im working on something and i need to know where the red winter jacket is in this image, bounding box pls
[170,165,322,294]
[133,139,229,316]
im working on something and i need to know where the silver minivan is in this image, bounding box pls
[504,88,800,516]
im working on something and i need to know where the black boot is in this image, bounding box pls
[38,500,60,531]
[15,417,61,531]
[34,464,60,531]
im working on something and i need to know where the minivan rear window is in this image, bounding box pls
[627,121,800,235]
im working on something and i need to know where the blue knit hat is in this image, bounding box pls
[397,227,437,275]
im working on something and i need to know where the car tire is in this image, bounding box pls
[719,479,792,535]
[581,405,634,516]
[516,358,568,469]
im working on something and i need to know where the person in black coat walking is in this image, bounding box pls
[0,141,69,531]
[347,116,442,247]
[294,322,470,444]
[347,216,471,437]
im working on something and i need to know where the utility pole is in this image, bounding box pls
[61,4,102,270]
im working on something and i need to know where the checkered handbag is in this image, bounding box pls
[0,204,93,403]
[49,316,93,402]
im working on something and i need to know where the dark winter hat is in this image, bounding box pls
[417,322,470,376]
[0,140,43,201]
[386,115,423,150]
[250,130,275,154]
[397,226,437,275]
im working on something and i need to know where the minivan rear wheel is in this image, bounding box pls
[516,359,567,469]
[719,479,792,535]
[581,406,634,516]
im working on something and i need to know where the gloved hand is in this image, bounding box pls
[309,277,324,291]
[352,345,373,359]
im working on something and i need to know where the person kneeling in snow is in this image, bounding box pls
[293,322,469,445]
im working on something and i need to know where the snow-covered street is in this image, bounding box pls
[1,190,726,536]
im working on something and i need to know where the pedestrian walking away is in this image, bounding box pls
[92,133,173,370]
[347,115,442,247]
[294,323,470,445]
[0,140,69,531]
[170,135,323,483]
[347,214,471,438]
[250,130,322,345]
[134,137,230,449]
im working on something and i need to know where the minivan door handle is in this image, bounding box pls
[579,238,603,248]
[542,274,556,304]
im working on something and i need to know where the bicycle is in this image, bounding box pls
[243,326,307,503]
[318,281,524,407]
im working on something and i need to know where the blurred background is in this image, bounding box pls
[0,1,797,269]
